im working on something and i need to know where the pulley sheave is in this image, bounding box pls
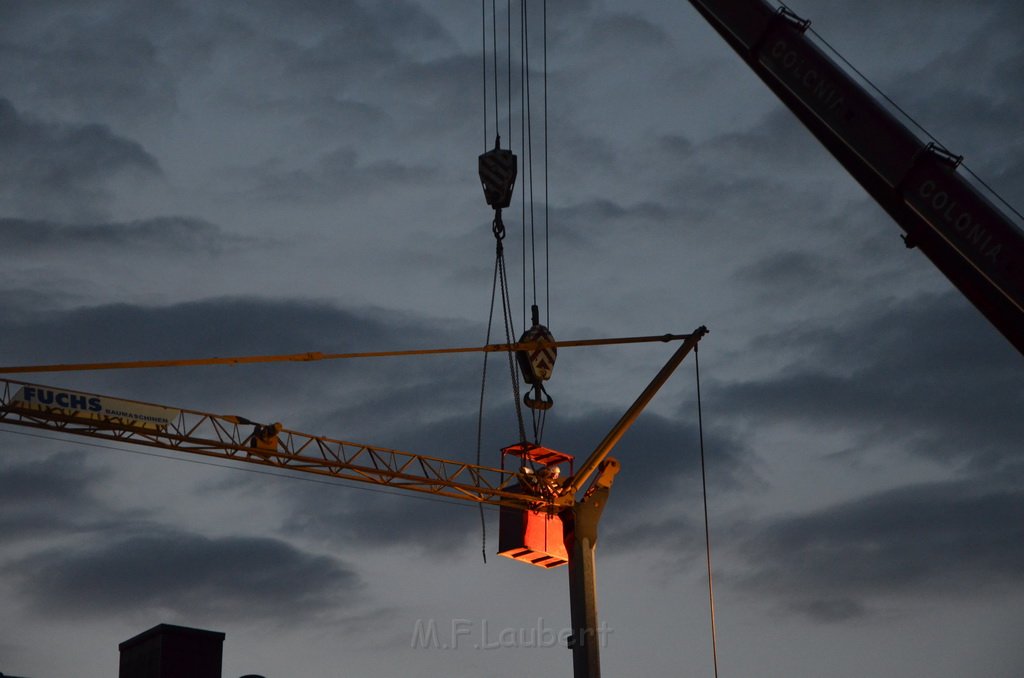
[516,305,556,411]
[478,137,518,210]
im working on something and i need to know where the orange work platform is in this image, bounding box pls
[497,442,573,568]
[497,503,568,568]
[501,442,574,471]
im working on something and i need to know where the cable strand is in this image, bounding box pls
[482,0,487,150]
[523,0,537,307]
[474,252,504,563]
[491,0,499,137]
[543,0,550,326]
[696,345,720,678]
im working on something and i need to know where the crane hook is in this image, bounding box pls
[524,383,554,411]
[516,305,556,411]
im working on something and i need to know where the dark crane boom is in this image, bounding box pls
[686,0,1024,355]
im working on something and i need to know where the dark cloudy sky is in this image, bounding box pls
[2,1,1023,677]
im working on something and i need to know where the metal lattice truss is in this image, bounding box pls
[0,328,707,517]
[0,378,551,510]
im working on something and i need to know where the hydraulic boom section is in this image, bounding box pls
[687,0,1024,355]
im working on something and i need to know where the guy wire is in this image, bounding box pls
[696,345,720,678]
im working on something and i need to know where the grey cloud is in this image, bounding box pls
[278,96,391,140]
[557,198,673,226]
[1,216,238,254]
[734,250,833,294]
[638,1,1023,256]
[242,147,439,203]
[654,134,695,159]
[603,514,706,564]
[785,597,867,623]
[895,9,1024,116]
[274,22,398,84]
[0,295,484,432]
[277,386,534,555]
[544,198,680,258]
[543,407,753,558]
[590,110,834,237]
[1,297,425,365]
[704,108,828,171]
[785,1,1024,201]
[714,292,1023,470]
[240,395,519,556]
[308,360,496,450]
[557,10,670,67]
[547,10,673,90]
[735,478,1024,621]
[234,0,455,57]
[377,54,479,124]
[890,16,1024,204]
[0,452,112,542]
[587,13,671,49]
[365,1,458,53]
[284,0,456,62]
[197,1,464,128]
[0,98,160,220]
[0,1,464,149]
[0,298,503,605]
[281,480,486,557]
[547,407,749,509]
[0,4,181,124]
[5,528,361,622]
[280,398,540,555]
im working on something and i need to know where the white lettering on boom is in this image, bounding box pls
[917,180,1002,264]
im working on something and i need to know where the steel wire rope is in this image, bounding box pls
[481,0,485,149]
[519,0,528,330]
[532,0,551,443]
[523,0,538,311]
[543,0,550,328]
[482,0,504,148]
[518,0,549,443]
[962,165,1024,224]
[507,0,513,147]
[695,344,720,678]
[474,251,504,563]
[796,14,938,146]
[479,0,516,554]
[491,0,499,139]
[791,6,1024,224]
[496,238,527,443]
[482,0,487,150]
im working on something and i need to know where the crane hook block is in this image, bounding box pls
[478,140,517,209]
[516,306,556,386]
[517,306,556,411]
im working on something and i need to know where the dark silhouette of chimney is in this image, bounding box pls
[118,624,225,678]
